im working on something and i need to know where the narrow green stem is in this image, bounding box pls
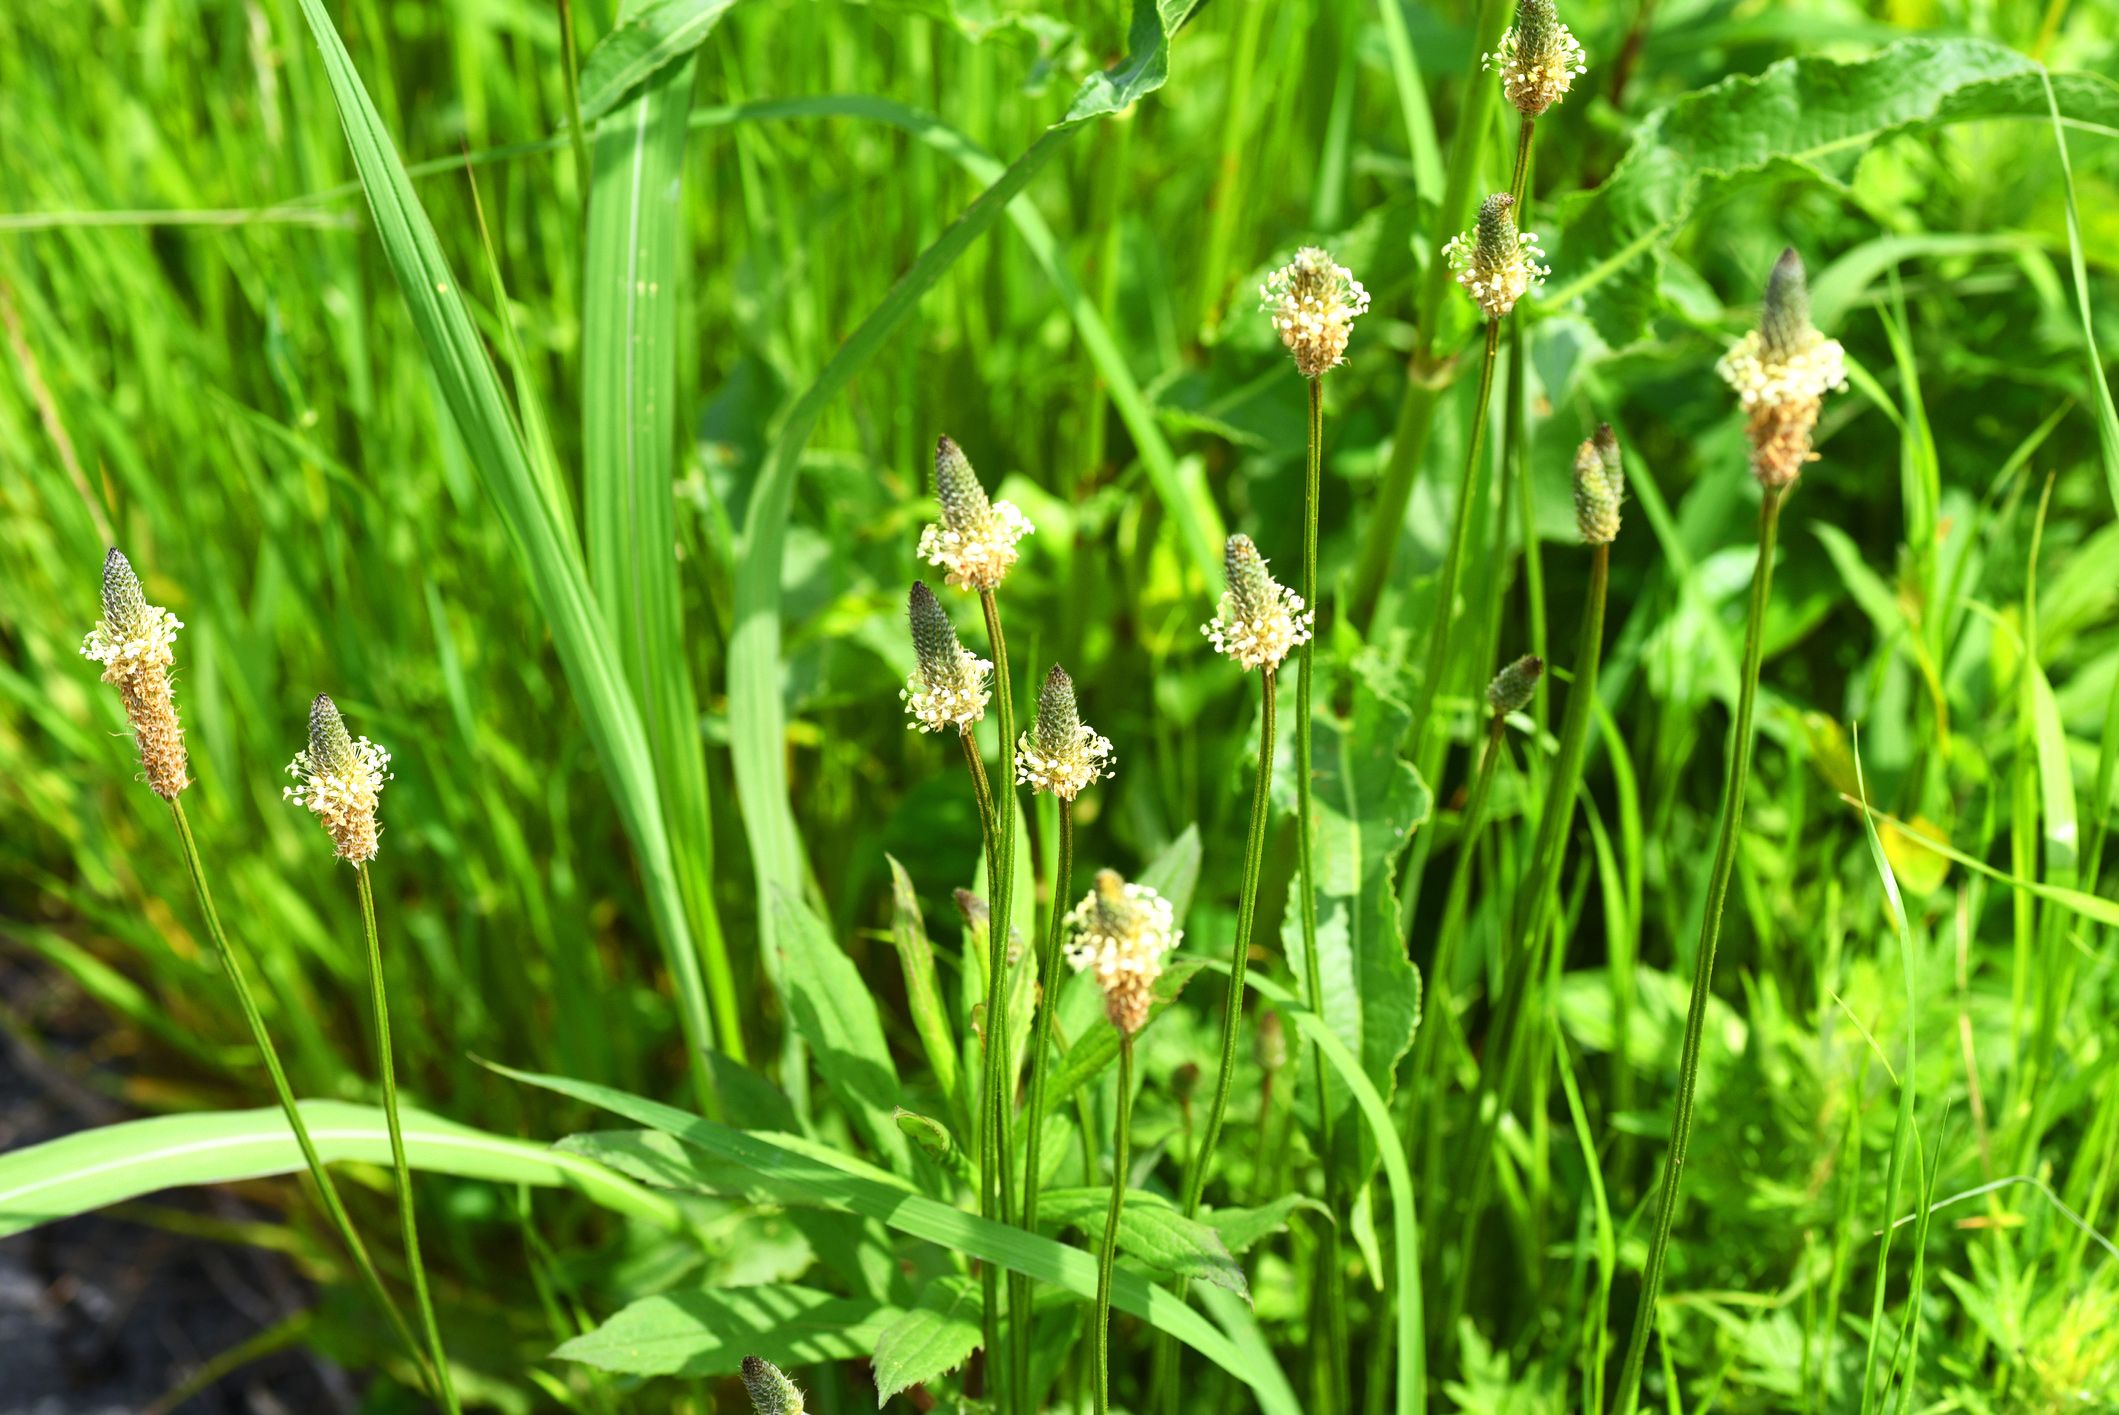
[1611,486,1784,1415]
[357,864,461,1415]
[1296,374,1350,1410]
[1405,318,1503,766]
[554,0,592,198]
[1406,711,1509,1109]
[959,728,1004,1397]
[1442,543,1609,1339]
[166,799,435,1396]
[1017,800,1073,1406]
[1508,117,1536,206]
[1095,1032,1137,1415]
[1183,666,1278,1216]
[978,587,1024,1411]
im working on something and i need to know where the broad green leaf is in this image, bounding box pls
[1206,1195,1332,1256]
[292,0,725,1096]
[872,1275,982,1403]
[578,0,740,122]
[1279,662,1431,1183]
[0,1102,681,1239]
[727,0,1200,985]
[1551,39,2119,346]
[1136,823,1204,924]
[554,1282,892,1377]
[583,14,743,1059]
[774,896,911,1174]
[889,855,964,1135]
[489,1062,1298,1413]
[1034,1187,1247,1298]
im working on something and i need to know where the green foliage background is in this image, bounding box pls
[3,0,2118,1409]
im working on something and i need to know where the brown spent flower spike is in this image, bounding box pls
[284,694,394,865]
[1064,869,1182,1034]
[1572,423,1624,545]
[1260,246,1371,378]
[916,435,1033,591]
[1487,655,1546,716]
[1486,0,1588,118]
[1716,248,1848,489]
[80,548,190,798]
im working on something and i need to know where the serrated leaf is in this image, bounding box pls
[554,1283,893,1377]
[872,1276,982,1404]
[1279,662,1431,1185]
[775,895,911,1173]
[1552,39,2119,346]
[1034,1187,1248,1299]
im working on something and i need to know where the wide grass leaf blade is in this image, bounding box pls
[290,0,725,1091]
[578,0,740,123]
[0,1102,682,1238]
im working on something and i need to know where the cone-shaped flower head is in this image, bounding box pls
[1064,869,1182,1035]
[1445,193,1549,321]
[1486,0,1588,117]
[916,435,1033,591]
[80,548,190,798]
[1486,654,1545,716]
[284,694,393,865]
[1017,664,1114,800]
[1716,249,1847,488]
[740,1355,806,1415]
[1202,534,1313,673]
[901,582,992,734]
[1572,423,1624,545]
[1260,245,1371,379]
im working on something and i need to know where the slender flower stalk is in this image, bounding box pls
[903,578,1006,1380]
[1185,536,1306,1215]
[82,553,437,1397]
[1262,242,1369,1410]
[1407,655,1543,1121]
[919,435,1033,1406]
[1612,251,1840,1415]
[1015,664,1113,1405]
[1063,870,1181,1415]
[1407,191,1550,767]
[286,694,460,1414]
[1443,428,1622,1337]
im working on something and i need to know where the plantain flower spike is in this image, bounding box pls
[284,694,393,866]
[81,548,190,799]
[1018,664,1115,800]
[1487,654,1546,716]
[1487,0,1588,118]
[1716,248,1848,489]
[917,435,1033,591]
[1065,869,1183,1035]
[1445,193,1549,321]
[1572,423,1625,545]
[902,582,993,734]
[1260,245,1372,379]
[740,1355,806,1415]
[1203,534,1313,673]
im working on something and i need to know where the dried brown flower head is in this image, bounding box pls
[1717,249,1847,489]
[1064,869,1182,1035]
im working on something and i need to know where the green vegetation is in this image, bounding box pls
[3,0,2118,1410]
